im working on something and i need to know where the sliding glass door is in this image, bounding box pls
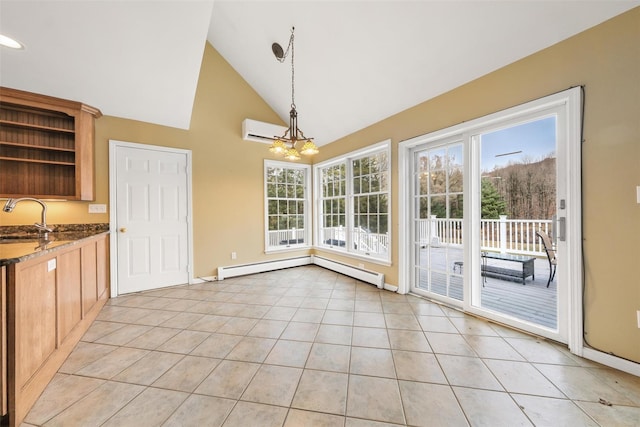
[402,88,581,344]
[412,140,464,302]
[474,117,559,331]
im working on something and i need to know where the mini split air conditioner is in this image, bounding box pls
[242,119,287,144]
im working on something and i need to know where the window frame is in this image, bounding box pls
[264,160,311,253]
[314,140,391,264]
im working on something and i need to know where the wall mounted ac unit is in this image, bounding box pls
[242,119,287,144]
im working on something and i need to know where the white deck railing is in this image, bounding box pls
[319,226,389,255]
[417,215,553,256]
[268,228,306,247]
[270,216,551,256]
[268,226,390,254]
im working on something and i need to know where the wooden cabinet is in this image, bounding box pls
[4,233,109,426]
[81,236,109,317]
[11,256,57,393]
[1,266,6,417]
[81,243,98,317]
[96,237,108,303]
[56,249,82,344]
[0,87,102,200]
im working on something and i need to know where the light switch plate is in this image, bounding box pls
[636,186,640,204]
[88,204,107,213]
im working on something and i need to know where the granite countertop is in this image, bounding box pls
[0,224,109,266]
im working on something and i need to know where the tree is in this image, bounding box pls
[481,178,507,218]
[496,155,556,219]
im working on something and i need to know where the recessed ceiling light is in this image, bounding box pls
[0,34,24,49]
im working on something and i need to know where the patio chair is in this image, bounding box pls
[536,230,557,287]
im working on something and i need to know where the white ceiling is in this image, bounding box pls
[1,1,638,145]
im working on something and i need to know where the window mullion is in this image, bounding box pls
[345,159,354,253]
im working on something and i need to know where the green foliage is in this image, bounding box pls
[481,178,507,219]
[266,166,306,231]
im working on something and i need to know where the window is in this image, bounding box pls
[316,141,390,262]
[264,160,310,251]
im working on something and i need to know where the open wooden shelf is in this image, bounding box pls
[0,141,76,153]
[0,119,75,134]
[0,157,76,166]
[0,87,101,200]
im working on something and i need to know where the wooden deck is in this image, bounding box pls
[417,247,557,329]
[481,259,557,329]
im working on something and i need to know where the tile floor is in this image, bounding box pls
[23,265,640,426]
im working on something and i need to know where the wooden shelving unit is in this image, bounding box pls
[0,87,102,200]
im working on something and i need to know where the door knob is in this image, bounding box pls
[119,227,127,233]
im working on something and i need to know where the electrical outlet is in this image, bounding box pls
[88,204,107,213]
[47,259,56,272]
[637,310,640,328]
[358,263,365,269]
[231,252,237,260]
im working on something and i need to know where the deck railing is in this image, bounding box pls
[268,228,306,247]
[318,226,389,255]
[268,226,390,254]
[417,215,553,256]
[270,216,551,256]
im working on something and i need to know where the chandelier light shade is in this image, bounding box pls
[268,139,287,155]
[284,147,301,161]
[269,27,318,160]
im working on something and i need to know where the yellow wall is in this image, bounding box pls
[2,8,638,362]
[109,44,313,277]
[316,7,640,362]
[1,44,310,276]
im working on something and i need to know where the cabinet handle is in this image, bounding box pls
[119,228,127,233]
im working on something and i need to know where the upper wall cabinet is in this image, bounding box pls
[0,87,102,200]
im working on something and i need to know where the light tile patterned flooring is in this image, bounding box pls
[23,265,640,426]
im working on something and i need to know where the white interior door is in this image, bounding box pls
[110,141,191,295]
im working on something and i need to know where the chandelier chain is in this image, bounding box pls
[269,26,317,160]
[291,29,295,109]
[275,28,296,109]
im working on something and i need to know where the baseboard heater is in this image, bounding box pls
[218,256,313,280]
[217,255,385,289]
[312,255,385,289]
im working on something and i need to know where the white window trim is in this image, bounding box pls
[264,160,311,253]
[314,140,391,264]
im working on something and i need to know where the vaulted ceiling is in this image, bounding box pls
[1,1,638,145]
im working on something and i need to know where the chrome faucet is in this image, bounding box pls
[2,198,53,234]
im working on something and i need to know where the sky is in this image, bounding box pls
[480,116,556,172]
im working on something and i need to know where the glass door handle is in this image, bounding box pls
[558,217,566,242]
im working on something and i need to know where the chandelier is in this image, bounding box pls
[269,27,318,161]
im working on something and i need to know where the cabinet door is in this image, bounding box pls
[13,259,57,388]
[81,242,98,316]
[1,266,6,416]
[96,235,109,298]
[56,249,82,344]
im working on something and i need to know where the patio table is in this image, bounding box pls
[481,252,535,284]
